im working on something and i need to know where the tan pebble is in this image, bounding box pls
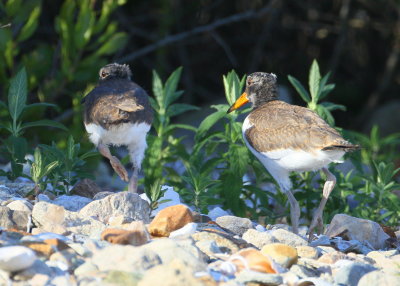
[261,243,298,268]
[296,245,319,259]
[317,251,347,264]
[101,224,149,246]
[148,205,193,237]
[233,248,276,273]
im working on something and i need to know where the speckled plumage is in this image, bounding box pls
[82,63,153,193]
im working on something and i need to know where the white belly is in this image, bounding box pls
[85,122,150,146]
[242,116,344,191]
[85,122,151,168]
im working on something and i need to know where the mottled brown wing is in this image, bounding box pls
[84,79,153,129]
[245,101,353,152]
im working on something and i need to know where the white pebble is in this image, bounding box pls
[207,207,230,221]
[169,222,197,239]
[0,246,36,272]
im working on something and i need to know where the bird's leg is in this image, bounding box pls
[128,167,139,193]
[308,167,336,240]
[98,143,129,182]
[285,190,301,234]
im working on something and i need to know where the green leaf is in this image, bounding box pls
[321,102,346,111]
[309,59,321,102]
[17,5,41,42]
[80,149,99,160]
[42,161,59,177]
[316,105,334,126]
[8,67,28,122]
[196,111,226,141]
[165,124,197,133]
[24,102,59,112]
[319,83,336,100]
[165,67,183,107]
[152,70,164,108]
[166,103,199,117]
[95,32,128,56]
[288,75,311,103]
[21,120,68,131]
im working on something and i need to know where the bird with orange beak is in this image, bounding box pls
[228,72,359,237]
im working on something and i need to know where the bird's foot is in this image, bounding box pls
[307,213,324,241]
[110,156,129,182]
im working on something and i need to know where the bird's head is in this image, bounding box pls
[228,72,278,113]
[99,63,132,81]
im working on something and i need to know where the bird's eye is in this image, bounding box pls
[247,79,253,85]
[101,71,107,78]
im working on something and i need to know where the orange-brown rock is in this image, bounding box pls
[261,243,298,268]
[101,224,149,246]
[22,241,55,257]
[44,238,70,252]
[233,248,276,273]
[148,205,194,237]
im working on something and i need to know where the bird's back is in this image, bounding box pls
[245,100,358,154]
[83,79,153,130]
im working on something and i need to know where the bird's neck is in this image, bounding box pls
[252,89,278,109]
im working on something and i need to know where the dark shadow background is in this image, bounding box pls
[2,0,400,138]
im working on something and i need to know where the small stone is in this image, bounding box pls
[234,248,276,273]
[79,192,150,223]
[6,200,33,212]
[108,215,131,226]
[74,261,98,276]
[169,222,197,239]
[261,243,298,268]
[101,226,149,246]
[318,251,348,264]
[289,264,319,279]
[104,270,141,285]
[317,245,337,255]
[296,245,319,259]
[138,260,205,286]
[235,270,283,285]
[242,229,278,249]
[0,206,30,231]
[325,214,389,249]
[358,270,400,286]
[50,249,84,271]
[149,204,194,237]
[71,179,102,199]
[367,251,400,274]
[216,215,254,236]
[270,228,308,247]
[192,211,211,223]
[32,202,65,227]
[0,246,36,272]
[12,259,52,281]
[93,191,115,200]
[140,238,207,271]
[91,245,162,272]
[51,195,92,212]
[207,206,230,221]
[192,231,246,254]
[195,240,222,259]
[333,261,376,286]
[27,274,51,285]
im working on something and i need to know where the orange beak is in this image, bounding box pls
[227,92,249,113]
